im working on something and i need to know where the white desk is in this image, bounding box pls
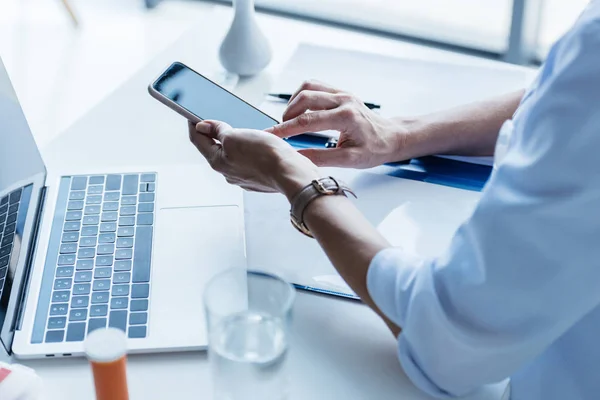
[4,4,522,399]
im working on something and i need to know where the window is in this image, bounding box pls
[214,0,593,63]
[536,0,590,58]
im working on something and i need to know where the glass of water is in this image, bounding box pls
[204,269,295,400]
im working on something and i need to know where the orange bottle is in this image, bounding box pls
[84,328,130,400]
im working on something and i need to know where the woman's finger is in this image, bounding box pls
[288,80,342,104]
[196,120,233,142]
[267,108,350,138]
[282,91,341,122]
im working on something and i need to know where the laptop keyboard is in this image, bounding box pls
[0,189,22,296]
[35,173,156,344]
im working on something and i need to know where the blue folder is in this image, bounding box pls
[287,135,492,193]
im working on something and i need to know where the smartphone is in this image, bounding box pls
[148,61,278,129]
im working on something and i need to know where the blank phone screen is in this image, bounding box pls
[153,62,278,130]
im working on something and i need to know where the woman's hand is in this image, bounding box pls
[266,80,414,168]
[188,120,321,200]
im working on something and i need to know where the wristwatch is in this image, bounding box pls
[289,177,356,238]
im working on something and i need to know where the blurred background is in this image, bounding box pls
[0,0,590,147]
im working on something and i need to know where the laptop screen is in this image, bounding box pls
[0,58,46,352]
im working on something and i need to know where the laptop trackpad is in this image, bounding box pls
[149,205,245,349]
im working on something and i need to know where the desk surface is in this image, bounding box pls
[4,3,519,399]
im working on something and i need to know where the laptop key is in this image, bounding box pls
[95,255,113,267]
[139,183,148,193]
[112,284,129,297]
[71,177,87,190]
[99,233,116,243]
[5,213,17,225]
[69,309,87,322]
[115,249,132,260]
[65,211,83,221]
[123,175,139,196]
[0,204,6,215]
[137,213,154,226]
[83,215,100,225]
[1,233,15,247]
[147,183,155,192]
[76,259,93,270]
[106,175,122,191]
[52,291,70,303]
[100,222,117,232]
[88,185,102,196]
[8,204,19,214]
[62,232,79,243]
[91,292,109,304]
[86,195,102,205]
[121,196,136,205]
[113,272,131,284]
[114,260,132,271]
[97,244,114,255]
[79,237,97,247]
[101,212,118,222]
[137,203,154,213]
[63,221,80,232]
[78,248,95,259]
[117,227,134,237]
[120,206,136,216]
[81,226,98,236]
[59,243,77,254]
[67,200,84,211]
[75,271,92,283]
[66,323,87,342]
[130,299,148,312]
[104,192,120,202]
[103,202,119,212]
[0,196,6,206]
[54,279,72,290]
[93,279,110,291]
[132,226,152,283]
[94,268,112,279]
[50,303,69,316]
[73,283,91,295]
[4,223,15,234]
[69,191,85,200]
[140,173,156,183]
[129,312,148,325]
[90,304,108,317]
[116,238,133,248]
[118,216,135,226]
[45,330,65,343]
[48,317,67,330]
[128,326,147,339]
[111,298,127,310]
[56,266,74,278]
[58,254,76,265]
[72,296,89,308]
[89,176,105,185]
[0,267,7,279]
[84,205,101,215]
[0,256,8,268]
[109,310,127,332]
[139,193,154,202]
[0,245,12,258]
[88,318,107,334]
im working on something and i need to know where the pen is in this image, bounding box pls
[268,93,381,110]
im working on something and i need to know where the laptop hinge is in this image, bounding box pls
[14,186,47,333]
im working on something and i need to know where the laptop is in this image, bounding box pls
[0,58,246,359]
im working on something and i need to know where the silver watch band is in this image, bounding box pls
[289,177,356,238]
